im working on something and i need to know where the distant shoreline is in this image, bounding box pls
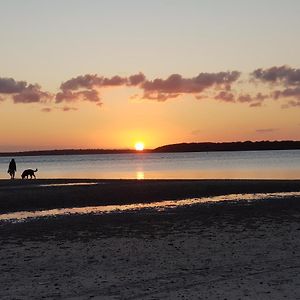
[0,140,300,157]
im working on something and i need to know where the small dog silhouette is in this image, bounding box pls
[21,169,38,179]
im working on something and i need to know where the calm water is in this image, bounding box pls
[1,150,300,179]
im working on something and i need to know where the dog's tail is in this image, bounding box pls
[34,169,38,172]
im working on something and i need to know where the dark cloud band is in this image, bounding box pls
[1,66,300,110]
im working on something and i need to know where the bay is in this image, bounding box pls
[1,150,300,179]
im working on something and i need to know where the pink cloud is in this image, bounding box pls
[214,91,235,102]
[1,67,300,110]
[273,87,300,100]
[252,66,300,86]
[61,106,78,112]
[55,89,101,104]
[128,73,146,86]
[249,102,262,107]
[141,71,240,101]
[41,107,52,113]
[59,73,145,91]
[256,128,279,133]
[13,84,52,104]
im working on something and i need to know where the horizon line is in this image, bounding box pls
[1,139,300,156]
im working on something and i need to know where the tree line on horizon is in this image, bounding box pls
[154,140,300,152]
[0,140,300,157]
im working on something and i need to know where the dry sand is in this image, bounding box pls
[1,179,300,299]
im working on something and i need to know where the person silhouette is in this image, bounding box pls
[8,159,17,179]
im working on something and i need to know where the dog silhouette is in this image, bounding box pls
[21,169,38,179]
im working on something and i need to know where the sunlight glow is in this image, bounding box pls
[135,142,144,151]
[136,171,145,180]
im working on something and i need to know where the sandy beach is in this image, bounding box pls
[1,179,300,212]
[1,179,300,299]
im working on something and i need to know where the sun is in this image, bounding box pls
[135,142,144,151]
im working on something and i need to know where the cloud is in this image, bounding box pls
[2,67,300,110]
[251,66,300,106]
[141,71,241,101]
[60,74,103,91]
[214,91,235,102]
[41,106,78,113]
[210,91,269,106]
[255,92,268,102]
[249,67,300,107]
[56,73,146,105]
[236,93,268,106]
[0,77,27,93]
[13,84,52,104]
[128,73,146,86]
[237,94,252,103]
[249,102,262,107]
[251,66,300,86]
[282,100,300,108]
[142,91,181,102]
[273,87,300,100]
[102,75,127,86]
[0,77,51,104]
[256,128,279,133]
[41,107,52,113]
[55,89,101,104]
[59,73,145,91]
[61,106,78,112]
[191,130,202,135]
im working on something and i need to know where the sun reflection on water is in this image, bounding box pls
[136,171,144,180]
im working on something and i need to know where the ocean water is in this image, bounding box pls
[0,150,300,180]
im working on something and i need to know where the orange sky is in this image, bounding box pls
[0,1,300,151]
[1,86,299,151]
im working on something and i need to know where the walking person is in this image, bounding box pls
[8,159,17,179]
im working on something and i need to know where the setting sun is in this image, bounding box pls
[135,142,144,151]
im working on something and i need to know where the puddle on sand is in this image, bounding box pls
[1,191,300,223]
[0,182,101,191]
[39,182,100,187]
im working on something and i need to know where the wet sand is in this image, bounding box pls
[1,179,300,299]
[1,179,300,212]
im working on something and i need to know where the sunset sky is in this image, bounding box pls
[1,0,300,151]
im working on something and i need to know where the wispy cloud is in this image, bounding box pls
[214,91,235,102]
[249,102,262,107]
[256,128,279,133]
[41,107,52,113]
[41,106,78,113]
[61,106,78,112]
[282,100,300,109]
[191,130,202,135]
